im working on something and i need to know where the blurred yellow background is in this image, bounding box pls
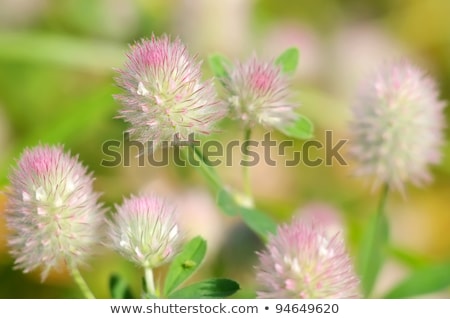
[1,0,450,298]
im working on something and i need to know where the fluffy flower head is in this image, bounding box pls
[350,60,445,191]
[296,202,344,238]
[256,218,360,299]
[223,56,298,128]
[6,145,104,280]
[115,35,224,149]
[108,194,182,268]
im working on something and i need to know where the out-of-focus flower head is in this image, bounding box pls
[107,194,182,269]
[296,202,345,238]
[222,56,298,129]
[255,217,360,299]
[350,59,446,192]
[114,34,224,150]
[6,145,104,280]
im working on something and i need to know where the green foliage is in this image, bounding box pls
[384,262,450,298]
[168,279,240,299]
[3,3,450,301]
[208,54,231,79]
[0,85,117,186]
[388,246,431,269]
[163,236,207,296]
[217,189,277,240]
[277,114,314,140]
[162,236,239,299]
[275,47,299,74]
[357,187,390,297]
[0,31,124,71]
[109,274,134,299]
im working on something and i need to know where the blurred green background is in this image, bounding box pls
[1,0,450,298]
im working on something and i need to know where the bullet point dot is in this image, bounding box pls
[265,306,269,310]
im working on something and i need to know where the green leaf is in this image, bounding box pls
[109,274,134,299]
[384,262,450,298]
[208,54,231,78]
[357,207,389,297]
[216,189,239,217]
[217,189,277,240]
[240,205,277,240]
[168,278,240,299]
[387,245,430,269]
[192,146,223,191]
[163,236,207,296]
[275,47,299,74]
[178,146,222,192]
[277,115,314,140]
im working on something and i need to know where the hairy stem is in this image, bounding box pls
[145,267,156,296]
[179,144,222,191]
[69,265,95,299]
[242,127,254,207]
[377,184,389,220]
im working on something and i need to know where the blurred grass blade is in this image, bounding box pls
[0,31,125,71]
[163,236,207,297]
[109,274,134,299]
[217,189,277,240]
[384,262,450,298]
[168,278,240,299]
[278,114,314,140]
[208,54,231,78]
[357,186,389,297]
[275,47,299,74]
[387,245,431,269]
[357,210,389,297]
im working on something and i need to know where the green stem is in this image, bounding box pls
[364,183,390,297]
[180,144,223,191]
[69,265,95,299]
[145,267,156,296]
[242,127,253,206]
[377,184,389,219]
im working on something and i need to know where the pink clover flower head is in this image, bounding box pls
[114,34,224,150]
[256,218,360,299]
[296,202,344,238]
[350,60,446,192]
[6,145,104,280]
[223,56,298,129]
[108,194,182,268]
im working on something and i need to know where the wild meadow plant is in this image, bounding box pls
[3,34,447,299]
